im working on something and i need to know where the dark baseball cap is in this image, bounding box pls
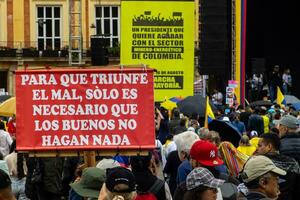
[105,167,136,193]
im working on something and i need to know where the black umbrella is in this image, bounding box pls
[177,95,217,117]
[208,120,241,147]
[250,100,272,108]
[0,95,11,103]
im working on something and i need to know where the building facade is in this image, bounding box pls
[0,0,199,95]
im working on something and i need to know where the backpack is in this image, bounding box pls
[135,179,164,200]
[220,182,238,200]
[218,173,239,200]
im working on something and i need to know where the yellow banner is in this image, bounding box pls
[235,0,242,104]
[121,0,194,101]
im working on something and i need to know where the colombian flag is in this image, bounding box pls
[204,96,215,128]
[276,87,286,107]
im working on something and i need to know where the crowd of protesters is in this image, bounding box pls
[248,65,293,102]
[1,93,300,200]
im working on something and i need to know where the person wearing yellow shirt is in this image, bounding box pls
[249,130,260,148]
[237,135,256,156]
[260,106,270,134]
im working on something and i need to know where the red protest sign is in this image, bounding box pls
[15,68,155,150]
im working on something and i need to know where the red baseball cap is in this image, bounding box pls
[190,140,223,167]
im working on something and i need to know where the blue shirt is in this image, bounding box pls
[176,160,192,185]
[232,120,246,135]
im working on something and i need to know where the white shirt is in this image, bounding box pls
[163,141,177,158]
[212,92,223,105]
[282,73,292,86]
[0,130,13,157]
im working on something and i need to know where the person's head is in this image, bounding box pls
[96,158,120,172]
[273,65,280,72]
[105,167,136,200]
[233,113,240,122]
[70,167,106,199]
[184,167,224,200]
[270,127,279,135]
[198,127,210,140]
[254,106,261,114]
[274,112,281,120]
[189,140,223,169]
[190,112,199,121]
[130,153,152,172]
[0,169,16,200]
[260,107,267,115]
[256,134,280,155]
[159,107,169,120]
[190,119,199,129]
[172,108,180,119]
[173,131,200,161]
[130,151,159,176]
[239,135,250,146]
[277,115,299,137]
[207,131,221,146]
[241,155,286,199]
[179,118,187,127]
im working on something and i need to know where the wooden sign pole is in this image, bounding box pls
[84,151,96,167]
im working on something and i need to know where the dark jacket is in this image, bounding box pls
[158,118,170,144]
[280,132,300,165]
[62,157,82,197]
[163,150,181,196]
[41,157,64,194]
[173,182,186,200]
[232,120,246,134]
[248,114,264,135]
[133,170,166,200]
[240,111,251,130]
[265,152,300,200]
[173,126,187,135]
[240,191,272,200]
[265,152,300,174]
[168,118,181,135]
[269,71,282,87]
[25,157,39,200]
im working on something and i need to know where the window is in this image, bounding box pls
[95,6,120,47]
[37,6,61,50]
